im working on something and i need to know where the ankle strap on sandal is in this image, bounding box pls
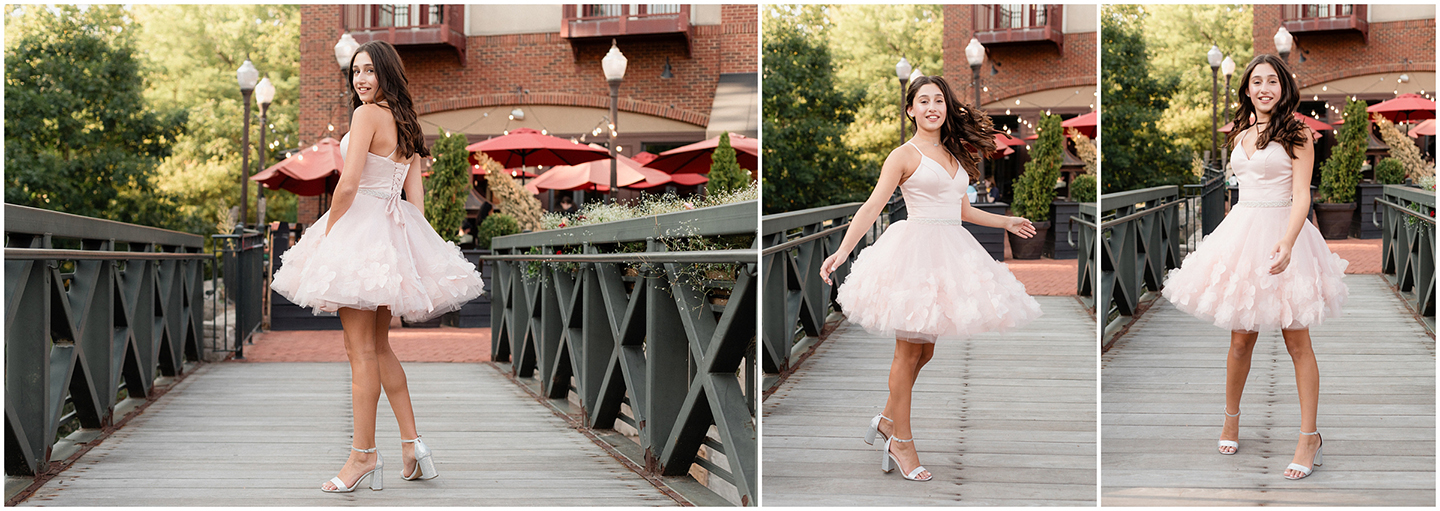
[351,446,377,453]
[891,437,914,443]
[400,436,422,443]
[1300,430,1319,435]
[1225,409,1241,417]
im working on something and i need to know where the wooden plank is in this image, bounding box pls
[19,362,679,506]
[762,296,1097,506]
[1101,275,1435,506]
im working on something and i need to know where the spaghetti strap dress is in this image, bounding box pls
[1162,130,1348,331]
[835,142,1043,343]
[270,133,486,321]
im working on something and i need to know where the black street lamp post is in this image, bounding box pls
[603,40,628,202]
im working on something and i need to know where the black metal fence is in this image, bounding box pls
[1375,185,1436,329]
[213,231,266,358]
[486,201,758,506]
[4,205,212,476]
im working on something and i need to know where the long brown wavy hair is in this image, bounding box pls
[348,40,429,159]
[1226,54,1307,159]
[905,75,995,181]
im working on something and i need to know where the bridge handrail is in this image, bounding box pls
[5,206,212,479]
[487,200,757,505]
[1099,185,1185,347]
[1374,184,1435,325]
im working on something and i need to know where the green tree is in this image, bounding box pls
[131,5,303,227]
[762,5,866,214]
[1100,6,1194,193]
[1140,5,1254,157]
[4,5,191,229]
[1012,114,1063,222]
[706,132,749,195]
[1318,97,1366,203]
[826,5,944,173]
[426,130,470,242]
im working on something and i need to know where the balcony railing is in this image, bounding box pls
[1281,4,1368,42]
[973,4,1064,50]
[562,4,693,56]
[343,4,467,64]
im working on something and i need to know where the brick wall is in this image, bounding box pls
[296,4,758,224]
[1252,6,1436,89]
[942,5,1097,107]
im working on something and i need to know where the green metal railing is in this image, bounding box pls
[1069,202,1098,311]
[213,230,266,358]
[759,203,875,377]
[485,200,758,506]
[1099,186,1184,346]
[4,205,211,476]
[1374,185,1436,329]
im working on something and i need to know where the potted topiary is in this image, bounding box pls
[1009,114,1063,259]
[405,130,471,328]
[1315,98,1365,239]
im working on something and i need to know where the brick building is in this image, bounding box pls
[296,4,759,223]
[942,4,1098,202]
[1251,4,1435,170]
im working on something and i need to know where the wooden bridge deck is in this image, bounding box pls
[1102,275,1435,506]
[762,296,1098,506]
[18,362,679,506]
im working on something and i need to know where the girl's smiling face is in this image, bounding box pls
[352,52,382,103]
[1247,62,1282,115]
[908,83,947,132]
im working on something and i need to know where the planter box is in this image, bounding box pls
[970,202,1009,261]
[1352,183,1385,239]
[1314,202,1356,240]
[1009,221,1051,260]
[1046,201,1080,260]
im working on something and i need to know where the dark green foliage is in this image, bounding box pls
[1071,174,1098,203]
[1318,97,1367,203]
[1375,157,1406,185]
[425,129,470,243]
[761,7,867,214]
[1013,114,1064,221]
[707,132,749,195]
[1100,6,1194,193]
[5,5,191,230]
[477,213,519,250]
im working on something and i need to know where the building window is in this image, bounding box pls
[644,5,682,15]
[1298,4,1353,18]
[582,5,623,18]
[428,5,443,24]
[377,4,411,27]
[994,4,1046,30]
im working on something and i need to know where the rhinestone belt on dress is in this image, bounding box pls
[1235,199,1292,208]
[909,217,963,225]
[357,188,392,199]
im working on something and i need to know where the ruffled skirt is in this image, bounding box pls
[1162,204,1347,331]
[835,220,1043,343]
[270,194,485,322]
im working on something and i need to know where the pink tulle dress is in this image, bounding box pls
[1162,130,1347,331]
[270,133,485,322]
[835,142,1043,343]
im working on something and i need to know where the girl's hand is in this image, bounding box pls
[819,251,849,285]
[1269,242,1293,274]
[1006,217,1037,238]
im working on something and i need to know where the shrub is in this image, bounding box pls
[1012,114,1063,222]
[1375,157,1407,185]
[707,132,749,195]
[1070,174,1097,203]
[1317,97,1366,204]
[425,129,470,242]
[476,213,519,249]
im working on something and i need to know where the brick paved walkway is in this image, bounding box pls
[238,322,491,363]
[1328,238,1382,274]
[1007,258,1079,296]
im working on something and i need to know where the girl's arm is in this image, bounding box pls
[1270,128,1316,274]
[403,152,424,214]
[818,146,916,284]
[960,175,1037,237]
[326,104,386,235]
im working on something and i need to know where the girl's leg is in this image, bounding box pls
[372,307,421,477]
[1221,331,1259,454]
[322,307,382,491]
[1281,328,1322,478]
[880,338,931,480]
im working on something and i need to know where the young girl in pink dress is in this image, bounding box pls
[271,41,485,492]
[1162,54,1348,480]
[817,76,1043,482]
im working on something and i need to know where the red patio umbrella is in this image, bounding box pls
[470,164,537,178]
[1368,93,1436,123]
[1409,119,1436,137]
[523,146,646,194]
[465,127,611,168]
[251,137,343,196]
[1061,111,1098,138]
[1219,113,1329,139]
[645,132,759,174]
